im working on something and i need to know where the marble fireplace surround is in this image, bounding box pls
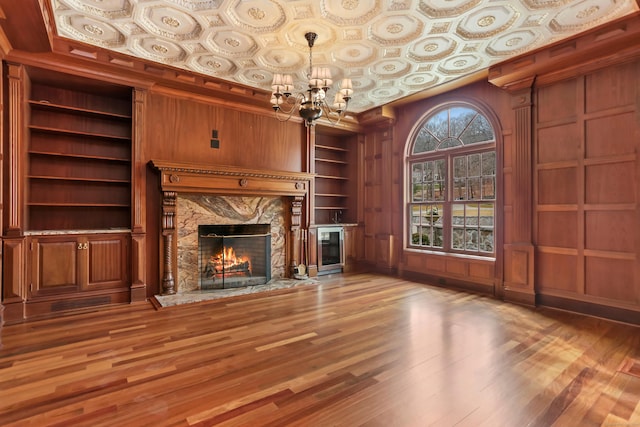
[151,160,313,295]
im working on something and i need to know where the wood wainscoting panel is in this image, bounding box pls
[536,251,578,293]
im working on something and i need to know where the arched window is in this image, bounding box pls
[407,104,496,256]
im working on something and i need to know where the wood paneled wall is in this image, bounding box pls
[534,59,640,315]
[141,91,307,295]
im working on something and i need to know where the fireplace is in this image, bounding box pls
[198,224,271,289]
[151,160,313,296]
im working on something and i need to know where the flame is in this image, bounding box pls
[210,246,251,272]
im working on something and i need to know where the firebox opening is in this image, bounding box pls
[198,224,271,290]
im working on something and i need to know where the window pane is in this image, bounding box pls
[452,203,464,226]
[479,203,494,227]
[414,129,438,153]
[466,229,479,251]
[433,226,443,248]
[412,183,424,202]
[450,107,475,138]
[452,228,464,250]
[454,178,466,200]
[412,163,423,183]
[482,177,495,200]
[480,229,494,252]
[468,177,481,200]
[453,156,466,178]
[468,153,481,176]
[426,110,449,141]
[460,114,494,144]
[440,137,462,149]
[411,205,421,225]
[465,203,479,227]
[482,152,496,175]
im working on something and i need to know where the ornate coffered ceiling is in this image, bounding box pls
[49,0,639,113]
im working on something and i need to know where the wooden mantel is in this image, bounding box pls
[150,161,314,295]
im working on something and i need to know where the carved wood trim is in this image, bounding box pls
[6,63,25,236]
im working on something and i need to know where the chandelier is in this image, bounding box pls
[270,32,354,126]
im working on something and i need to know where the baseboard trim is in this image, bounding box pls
[537,294,640,326]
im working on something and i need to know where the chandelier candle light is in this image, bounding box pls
[271,32,354,126]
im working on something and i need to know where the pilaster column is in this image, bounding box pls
[504,85,536,305]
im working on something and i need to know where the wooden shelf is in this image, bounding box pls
[29,125,131,141]
[316,193,350,197]
[29,150,130,163]
[27,202,130,207]
[316,144,348,152]
[316,174,349,180]
[28,175,131,184]
[29,100,132,120]
[316,158,348,165]
[315,206,350,210]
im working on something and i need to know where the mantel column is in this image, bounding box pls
[289,196,304,276]
[161,191,177,295]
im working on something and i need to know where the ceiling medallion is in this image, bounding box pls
[505,37,522,46]
[161,16,181,27]
[152,44,169,54]
[576,6,600,19]
[248,7,266,20]
[83,24,104,35]
[270,32,354,126]
[477,16,496,27]
[342,0,360,10]
[387,23,404,33]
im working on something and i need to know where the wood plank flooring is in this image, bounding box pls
[1,273,639,426]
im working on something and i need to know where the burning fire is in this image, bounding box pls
[205,246,252,277]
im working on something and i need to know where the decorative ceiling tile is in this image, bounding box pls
[130,36,187,63]
[225,0,287,33]
[408,36,457,62]
[370,58,412,78]
[48,0,639,113]
[320,0,382,26]
[165,0,223,11]
[456,5,520,39]
[418,0,482,18]
[486,30,541,56]
[56,0,133,19]
[548,0,627,32]
[205,30,258,57]
[59,14,126,47]
[437,54,484,75]
[369,14,424,45]
[190,53,237,76]
[136,5,202,41]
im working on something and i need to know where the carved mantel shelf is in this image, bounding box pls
[150,160,313,295]
[150,160,313,197]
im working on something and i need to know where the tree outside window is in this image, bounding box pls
[408,104,496,256]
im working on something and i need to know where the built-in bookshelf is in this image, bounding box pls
[26,70,132,231]
[314,130,357,225]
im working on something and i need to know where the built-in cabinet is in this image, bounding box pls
[2,64,135,322]
[27,234,130,310]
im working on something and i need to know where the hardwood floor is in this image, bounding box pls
[1,273,639,426]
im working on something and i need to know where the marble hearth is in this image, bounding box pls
[177,195,285,293]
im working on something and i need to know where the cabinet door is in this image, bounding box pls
[30,236,84,297]
[85,235,129,290]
